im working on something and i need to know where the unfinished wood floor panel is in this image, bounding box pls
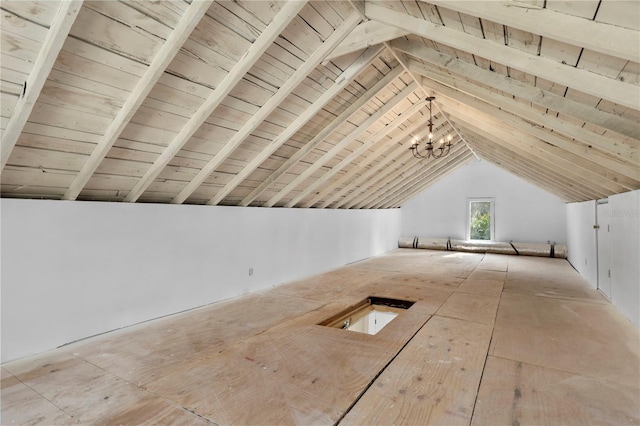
[339,316,493,426]
[436,292,500,326]
[3,251,639,425]
[143,308,432,425]
[473,356,640,426]
[1,351,208,424]
[63,292,324,386]
[1,368,73,425]
[491,292,640,387]
[504,256,608,304]
[455,277,504,297]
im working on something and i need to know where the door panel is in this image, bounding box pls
[596,202,611,299]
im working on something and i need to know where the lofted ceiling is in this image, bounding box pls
[1,0,638,208]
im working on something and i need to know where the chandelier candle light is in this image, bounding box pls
[409,96,453,159]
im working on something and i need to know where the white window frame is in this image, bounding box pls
[467,198,495,241]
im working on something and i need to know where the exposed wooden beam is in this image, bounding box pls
[298,100,426,208]
[239,66,404,207]
[313,115,428,208]
[418,75,640,184]
[392,38,640,144]
[367,146,473,208]
[326,20,410,61]
[270,82,418,208]
[366,3,639,110]
[441,97,636,194]
[468,145,584,202]
[1,0,83,172]
[427,0,639,62]
[445,107,616,199]
[334,123,450,209]
[459,125,605,202]
[62,0,213,201]
[379,153,475,208]
[122,0,308,203]
[463,133,591,202]
[409,60,640,168]
[205,45,384,206]
[170,11,362,204]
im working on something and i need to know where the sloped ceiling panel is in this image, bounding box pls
[1,0,638,208]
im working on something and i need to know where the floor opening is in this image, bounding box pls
[318,297,415,335]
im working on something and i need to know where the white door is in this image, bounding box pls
[596,202,611,299]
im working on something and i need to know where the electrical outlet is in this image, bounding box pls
[249,268,254,276]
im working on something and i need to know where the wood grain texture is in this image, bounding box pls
[473,356,640,426]
[339,315,493,426]
[436,292,500,325]
[491,292,640,387]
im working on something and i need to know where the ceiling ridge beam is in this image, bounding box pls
[393,39,640,141]
[271,81,418,208]
[205,45,384,206]
[426,0,639,62]
[366,3,639,110]
[1,0,83,172]
[325,20,410,61]
[62,0,213,201]
[311,113,428,208]
[239,65,404,207]
[298,100,427,208]
[419,75,640,183]
[169,11,362,205]
[121,0,308,203]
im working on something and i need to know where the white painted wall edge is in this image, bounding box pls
[1,199,401,362]
[566,190,640,327]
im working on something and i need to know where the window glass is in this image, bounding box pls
[469,200,493,240]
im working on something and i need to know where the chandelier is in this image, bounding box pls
[409,96,453,159]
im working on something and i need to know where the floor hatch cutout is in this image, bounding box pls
[318,297,415,335]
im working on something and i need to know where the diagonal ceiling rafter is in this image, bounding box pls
[269,81,418,208]
[122,0,309,203]
[426,0,639,62]
[205,44,384,206]
[239,66,405,207]
[1,0,83,172]
[63,0,213,201]
[418,75,640,185]
[170,11,362,204]
[306,107,429,208]
[391,38,640,145]
[366,2,639,110]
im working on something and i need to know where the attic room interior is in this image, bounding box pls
[1,0,639,424]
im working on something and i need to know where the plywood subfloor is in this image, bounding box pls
[2,249,639,425]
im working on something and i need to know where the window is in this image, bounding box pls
[468,199,494,241]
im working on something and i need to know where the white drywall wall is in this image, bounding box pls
[608,190,640,327]
[566,190,640,327]
[566,200,598,288]
[1,199,401,362]
[401,159,566,244]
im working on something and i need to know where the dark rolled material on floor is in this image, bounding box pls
[398,237,567,258]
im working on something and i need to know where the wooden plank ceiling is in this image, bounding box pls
[1,0,638,207]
